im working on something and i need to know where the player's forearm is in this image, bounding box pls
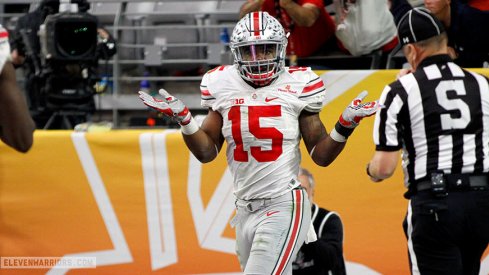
[0,110,34,153]
[0,126,34,153]
[0,102,35,152]
[310,136,346,167]
[0,63,35,152]
[300,112,345,166]
[182,129,219,163]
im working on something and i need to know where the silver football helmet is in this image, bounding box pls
[230,11,288,86]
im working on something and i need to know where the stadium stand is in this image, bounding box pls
[0,0,410,127]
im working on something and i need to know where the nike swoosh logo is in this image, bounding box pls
[266,211,280,217]
[265,97,279,102]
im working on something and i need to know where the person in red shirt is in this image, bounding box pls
[468,0,489,11]
[240,0,336,58]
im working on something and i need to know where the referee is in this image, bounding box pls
[366,7,489,275]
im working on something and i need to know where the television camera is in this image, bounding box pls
[25,0,104,129]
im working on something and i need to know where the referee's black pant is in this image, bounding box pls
[403,189,489,275]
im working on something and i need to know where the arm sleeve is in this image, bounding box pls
[373,82,405,151]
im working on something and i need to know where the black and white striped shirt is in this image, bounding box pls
[373,55,489,187]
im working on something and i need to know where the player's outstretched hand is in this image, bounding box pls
[330,91,381,142]
[138,88,192,125]
[339,91,380,129]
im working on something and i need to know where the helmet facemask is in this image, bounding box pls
[233,42,285,86]
[230,12,288,87]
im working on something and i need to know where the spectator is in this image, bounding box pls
[367,8,489,274]
[0,26,35,153]
[140,11,379,274]
[293,167,346,275]
[466,0,489,10]
[423,0,489,67]
[391,0,489,68]
[389,0,414,24]
[388,0,488,68]
[239,0,337,59]
[333,0,399,57]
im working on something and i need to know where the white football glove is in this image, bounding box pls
[332,91,380,142]
[138,88,192,125]
[339,91,380,128]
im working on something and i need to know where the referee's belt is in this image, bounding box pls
[416,174,489,192]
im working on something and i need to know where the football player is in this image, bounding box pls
[139,11,379,274]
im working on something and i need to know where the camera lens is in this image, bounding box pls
[56,21,96,58]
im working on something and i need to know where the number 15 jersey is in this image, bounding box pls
[201,65,326,200]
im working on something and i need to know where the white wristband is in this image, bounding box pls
[330,128,347,143]
[180,117,199,135]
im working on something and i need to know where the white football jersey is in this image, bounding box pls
[0,25,10,73]
[201,65,327,200]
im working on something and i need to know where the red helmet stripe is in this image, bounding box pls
[253,12,260,36]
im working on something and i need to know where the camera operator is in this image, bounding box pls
[10,0,116,129]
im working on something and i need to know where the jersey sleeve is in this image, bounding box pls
[0,26,11,73]
[298,69,326,113]
[200,71,216,109]
[373,81,405,151]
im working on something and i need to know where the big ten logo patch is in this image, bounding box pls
[231,98,245,105]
